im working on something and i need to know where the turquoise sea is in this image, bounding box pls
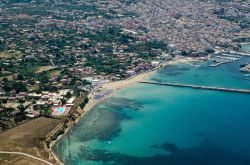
[241,44,250,53]
[151,56,250,89]
[54,45,250,165]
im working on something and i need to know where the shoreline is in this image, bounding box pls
[48,56,202,165]
[240,43,250,53]
[240,42,250,45]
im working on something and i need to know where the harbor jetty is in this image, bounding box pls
[138,81,250,94]
[209,53,241,67]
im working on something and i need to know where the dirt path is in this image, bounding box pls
[0,151,54,165]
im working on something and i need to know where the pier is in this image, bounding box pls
[209,53,241,67]
[138,81,250,94]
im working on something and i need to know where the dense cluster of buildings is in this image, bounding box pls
[97,0,249,54]
[0,88,75,117]
[0,0,248,62]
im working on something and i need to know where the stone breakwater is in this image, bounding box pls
[139,81,250,94]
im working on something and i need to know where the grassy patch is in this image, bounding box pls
[47,69,61,78]
[35,66,56,73]
[0,50,23,59]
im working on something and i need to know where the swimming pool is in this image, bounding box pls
[55,107,65,113]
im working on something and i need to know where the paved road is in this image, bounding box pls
[0,151,54,165]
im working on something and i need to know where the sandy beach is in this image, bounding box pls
[82,56,202,114]
[81,68,156,117]
[49,56,202,165]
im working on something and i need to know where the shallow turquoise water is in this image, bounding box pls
[150,56,250,89]
[241,44,250,52]
[54,53,250,165]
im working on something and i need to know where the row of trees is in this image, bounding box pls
[3,81,28,93]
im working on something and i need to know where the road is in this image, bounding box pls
[0,151,54,165]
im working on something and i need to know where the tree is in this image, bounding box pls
[181,50,191,56]
[43,109,52,116]
[3,81,28,93]
[61,98,67,105]
[12,82,28,93]
[85,97,89,104]
[16,74,24,80]
[79,97,89,109]
[82,80,91,86]
[14,113,26,123]
[69,76,77,86]
[2,77,9,82]
[206,48,215,54]
[14,104,26,123]
[28,79,35,85]
[18,104,25,113]
[38,74,49,83]
[66,92,72,99]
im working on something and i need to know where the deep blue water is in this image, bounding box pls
[54,47,250,165]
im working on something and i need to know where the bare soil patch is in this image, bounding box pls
[0,117,62,165]
[36,66,56,73]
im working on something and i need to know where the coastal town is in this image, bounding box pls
[0,0,250,164]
